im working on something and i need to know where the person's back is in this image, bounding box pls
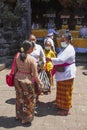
[79,25,87,38]
[15,54,36,83]
[48,24,59,35]
[14,40,43,125]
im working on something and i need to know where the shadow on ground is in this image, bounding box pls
[3,99,59,128]
[5,66,11,70]
[35,100,58,117]
[5,98,58,117]
[5,98,16,105]
[0,116,31,128]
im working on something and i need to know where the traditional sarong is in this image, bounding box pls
[56,78,74,110]
[14,79,35,123]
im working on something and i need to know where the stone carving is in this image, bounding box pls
[0,0,31,67]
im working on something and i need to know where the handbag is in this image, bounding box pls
[6,53,18,87]
[6,74,14,86]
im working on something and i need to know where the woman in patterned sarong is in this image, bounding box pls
[49,34,76,116]
[14,40,43,124]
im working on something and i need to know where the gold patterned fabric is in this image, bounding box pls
[32,29,48,38]
[56,78,74,109]
[71,31,79,38]
[32,29,79,38]
[31,29,87,49]
[14,79,35,123]
[75,25,82,31]
[56,38,87,48]
[72,38,87,48]
[62,25,68,29]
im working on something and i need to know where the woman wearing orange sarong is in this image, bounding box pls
[50,34,76,116]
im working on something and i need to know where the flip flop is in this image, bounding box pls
[57,110,71,116]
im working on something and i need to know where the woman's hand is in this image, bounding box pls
[40,82,44,90]
[46,57,51,62]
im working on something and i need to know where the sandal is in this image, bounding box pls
[22,120,28,124]
[62,109,71,115]
[22,119,31,125]
[57,110,71,116]
[22,114,34,124]
[57,111,66,116]
[15,116,20,120]
[21,120,31,126]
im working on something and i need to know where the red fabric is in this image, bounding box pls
[52,62,75,76]
[6,53,19,87]
[6,74,14,86]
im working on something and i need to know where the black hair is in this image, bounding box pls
[32,41,35,48]
[63,34,71,41]
[20,40,33,62]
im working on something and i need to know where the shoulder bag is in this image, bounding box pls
[6,53,18,87]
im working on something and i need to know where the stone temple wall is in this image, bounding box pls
[0,0,31,70]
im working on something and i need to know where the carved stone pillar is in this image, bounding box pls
[20,0,31,39]
[26,0,31,38]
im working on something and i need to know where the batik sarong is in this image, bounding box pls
[14,79,35,123]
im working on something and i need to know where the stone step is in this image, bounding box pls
[0,59,12,71]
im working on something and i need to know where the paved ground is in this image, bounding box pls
[0,62,87,130]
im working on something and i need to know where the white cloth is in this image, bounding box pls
[57,47,87,53]
[30,44,46,63]
[79,27,87,38]
[75,47,87,53]
[51,44,76,81]
[48,28,59,35]
[44,37,55,52]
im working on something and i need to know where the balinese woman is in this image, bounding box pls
[14,40,43,124]
[29,34,50,99]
